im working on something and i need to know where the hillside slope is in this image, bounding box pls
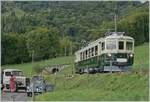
[133,43,149,69]
[2,56,73,77]
[35,43,149,101]
[36,73,148,101]
[2,43,149,101]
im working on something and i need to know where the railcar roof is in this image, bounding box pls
[106,34,134,40]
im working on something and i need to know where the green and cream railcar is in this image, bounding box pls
[75,32,134,74]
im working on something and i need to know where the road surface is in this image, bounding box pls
[1,90,30,101]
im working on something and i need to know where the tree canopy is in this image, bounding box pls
[1,1,149,64]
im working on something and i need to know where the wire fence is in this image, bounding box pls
[48,60,148,92]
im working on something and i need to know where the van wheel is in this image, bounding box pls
[27,92,32,97]
[14,82,18,92]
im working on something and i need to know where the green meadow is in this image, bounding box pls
[2,43,149,101]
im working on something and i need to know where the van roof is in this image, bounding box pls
[3,69,22,72]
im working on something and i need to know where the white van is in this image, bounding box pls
[1,69,29,92]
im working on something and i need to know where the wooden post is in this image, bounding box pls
[140,59,143,75]
[65,46,67,56]
[87,73,89,88]
[63,74,66,89]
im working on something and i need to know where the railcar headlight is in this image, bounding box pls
[107,53,111,57]
[36,88,39,92]
[130,54,133,57]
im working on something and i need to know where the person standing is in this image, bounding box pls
[9,74,16,93]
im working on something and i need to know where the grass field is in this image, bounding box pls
[36,43,149,101]
[2,43,149,101]
[2,56,73,77]
[36,73,148,101]
[133,43,149,69]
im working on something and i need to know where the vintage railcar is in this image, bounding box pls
[75,32,134,74]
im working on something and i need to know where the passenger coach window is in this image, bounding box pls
[119,41,124,50]
[106,41,116,50]
[126,42,133,50]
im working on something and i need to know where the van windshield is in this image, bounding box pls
[12,71,23,76]
[5,72,11,76]
[32,76,43,81]
[32,76,43,83]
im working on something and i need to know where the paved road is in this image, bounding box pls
[1,90,30,101]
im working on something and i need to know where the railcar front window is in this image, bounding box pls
[119,41,124,50]
[106,41,116,50]
[126,42,133,50]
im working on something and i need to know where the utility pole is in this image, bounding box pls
[114,14,117,32]
[71,42,74,75]
[108,53,112,73]
[114,2,117,33]
[110,58,112,73]
[72,56,74,75]
[32,50,35,101]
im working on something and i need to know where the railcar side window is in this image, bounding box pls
[119,41,124,50]
[83,52,85,60]
[102,42,105,50]
[92,47,94,56]
[86,50,88,59]
[88,49,90,57]
[126,42,133,50]
[80,52,82,61]
[89,48,92,57]
[95,46,98,55]
[106,40,116,50]
[82,52,84,60]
